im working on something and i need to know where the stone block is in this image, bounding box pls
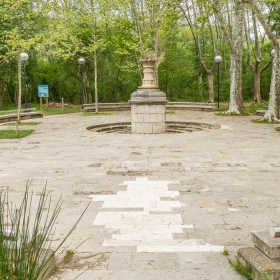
[143,114,165,123]
[152,123,166,133]
[132,122,153,134]
[131,113,144,123]
[155,105,167,113]
[252,229,280,259]
[238,247,280,280]
[131,104,156,114]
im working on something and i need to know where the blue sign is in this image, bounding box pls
[38,85,49,97]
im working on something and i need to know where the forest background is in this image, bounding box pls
[0,0,279,114]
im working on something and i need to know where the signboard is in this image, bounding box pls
[38,85,49,98]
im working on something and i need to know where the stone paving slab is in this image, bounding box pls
[0,110,280,279]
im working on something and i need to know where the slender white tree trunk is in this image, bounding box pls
[208,72,214,103]
[227,1,244,113]
[228,51,243,113]
[253,68,263,103]
[264,40,280,121]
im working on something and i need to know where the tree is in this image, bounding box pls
[244,8,273,103]
[179,0,225,103]
[212,0,245,113]
[124,0,179,84]
[252,0,280,120]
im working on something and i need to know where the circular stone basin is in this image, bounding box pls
[87,122,220,134]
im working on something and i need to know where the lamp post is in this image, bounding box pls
[78,57,85,109]
[20,52,29,110]
[214,55,222,109]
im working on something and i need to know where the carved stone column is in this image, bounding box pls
[129,58,167,134]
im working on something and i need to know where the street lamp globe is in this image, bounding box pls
[271,49,275,57]
[214,55,222,63]
[20,52,29,62]
[78,57,85,65]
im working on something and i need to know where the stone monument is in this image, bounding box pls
[129,57,167,134]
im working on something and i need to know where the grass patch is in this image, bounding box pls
[275,127,280,131]
[222,248,229,256]
[215,112,250,116]
[166,111,175,114]
[216,102,268,116]
[252,119,280,124]
[80,112,113,116]
[217,104,229,111]
[42,108,81,115]
[2,122,41,126]
[229,258,254,279]
[64,250,74,263]
[245,102,268,114]
[0,129,34,138]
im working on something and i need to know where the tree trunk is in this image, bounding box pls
[213,0,244,113]
[0,79,5,108]
[228,1,244,113]
[253,67,263,103]
[264,40,280,121]
[228,52,243,112]
[207,72,214,103]
[199,68,203,98]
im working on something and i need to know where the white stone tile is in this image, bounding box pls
[161,214,183,225]
[120,212,142,224]
[120,227,150,234]
[105,225,133,230]
[137,246,175,252]
[102,201,128,208]
[141,214,163,225]
[127,185,148,192]
[173,245,224,252]
[103,240,148,247]
[157,201,182,208]
[142,232,173,240]
[93,212,121,225]
[112,233,143,240]
[181,224,194,229]
[162,191,180,197]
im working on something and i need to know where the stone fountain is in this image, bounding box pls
[129,57,167,134]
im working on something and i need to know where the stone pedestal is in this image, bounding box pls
[129,58,167,134]
[238,229,280,280]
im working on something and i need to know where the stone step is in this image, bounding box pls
[238,247,280,280]
[252,229,280,259]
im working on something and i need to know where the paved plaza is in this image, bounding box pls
[0,110,280,279]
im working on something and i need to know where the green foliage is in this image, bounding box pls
[41,108,81,115]
[0,0,274,107]
[215,112,250,116]
[229,258,254,279]
[0,129,34,138]
[275,127,280,131]
[0,184,90,279]
[251,119,280,124]
[244,102,268,114]
[64,250,74,263]
[222,248,229,256]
